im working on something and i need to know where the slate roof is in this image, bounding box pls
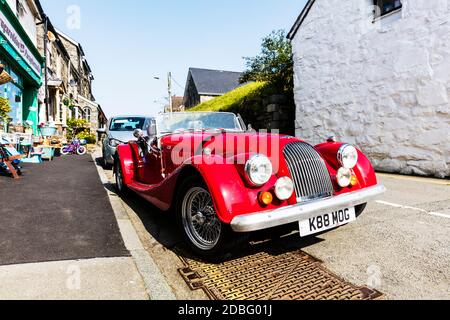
[189,68,243,95]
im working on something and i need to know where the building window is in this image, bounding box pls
[374,0,402,17]
[83,107,91,122]
[16,0,26,17]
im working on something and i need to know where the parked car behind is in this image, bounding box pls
[97,116,154,169]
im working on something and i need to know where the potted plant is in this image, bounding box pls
[0,97,11,132]
[39,122,57,137]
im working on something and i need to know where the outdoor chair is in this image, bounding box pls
[0,144,23,179]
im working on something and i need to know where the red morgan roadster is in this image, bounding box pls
[115,112,386,258]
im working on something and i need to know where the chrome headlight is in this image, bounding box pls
[275,177,294,200]
[338,144,358,169]
[337,167,352,188]
[245,154,273,186]
[109,139,122,148]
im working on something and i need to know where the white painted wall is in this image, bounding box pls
[292,0,450,178]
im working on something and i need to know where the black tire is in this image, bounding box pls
[102,151,113,170]
[114,158,129,196]
[356,203,367,218]
[176,176,248,261]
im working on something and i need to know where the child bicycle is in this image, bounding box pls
[61,138,88,156]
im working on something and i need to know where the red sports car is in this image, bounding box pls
[115,112,385,258]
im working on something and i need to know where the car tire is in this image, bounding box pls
[102,150,113,170]
[356,203,367,218]
[115,158,129,196]
[176,176,248,261]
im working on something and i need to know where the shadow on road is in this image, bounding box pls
[95,157,325,264]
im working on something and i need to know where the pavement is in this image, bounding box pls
[0,155,150,300]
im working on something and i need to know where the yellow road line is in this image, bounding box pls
[377,173,450,186]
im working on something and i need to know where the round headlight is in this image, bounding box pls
[275,177,294,201]
[245,155,273,186]
[338,144,359,169]
[337,167,352,188]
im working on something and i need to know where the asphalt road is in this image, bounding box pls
[104,166,450,300]
[302,174,450,300]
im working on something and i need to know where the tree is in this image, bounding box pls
[240,30,294,93]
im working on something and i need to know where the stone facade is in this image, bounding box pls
[236,93,296,136]
[57,30,105,139]
[290,0,450,178]
[36,19,70,131]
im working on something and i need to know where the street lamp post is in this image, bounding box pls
[154,72,173,113]
[167,72,173,113]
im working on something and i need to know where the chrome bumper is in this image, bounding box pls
[230,185,386,233]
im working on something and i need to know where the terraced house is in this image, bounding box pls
[0,0,105,139]
[55,28,106,136]
[0,0,43,135]
[289,0,450,178]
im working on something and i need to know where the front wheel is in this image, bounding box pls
[176,176,248,260]
[77,146,87,155]
[115,159,128,195]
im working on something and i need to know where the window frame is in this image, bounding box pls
[83,107,92,123]
[374,0,403,18]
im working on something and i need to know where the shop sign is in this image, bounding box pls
[0,10,41,76]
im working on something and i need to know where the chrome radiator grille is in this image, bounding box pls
[283,142,334,201]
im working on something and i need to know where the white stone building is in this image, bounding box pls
[288,0,450,178]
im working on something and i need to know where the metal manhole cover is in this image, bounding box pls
[178,247,382,301]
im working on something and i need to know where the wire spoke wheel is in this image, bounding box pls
[182,187,222,251]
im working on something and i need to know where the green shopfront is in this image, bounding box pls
[0,1,43,135]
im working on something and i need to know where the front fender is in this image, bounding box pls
[315,142,378,192]
[116,144,135,186]
[187,155,286,224]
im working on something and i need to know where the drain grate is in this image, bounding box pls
[179,247,382,301]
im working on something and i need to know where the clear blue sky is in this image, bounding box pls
[41,0,307,117]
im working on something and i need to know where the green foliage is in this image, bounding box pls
[0,97,11,119]
[190,82,272,112]
[66,118,89,139]
[76,131,97,144]
[240,30,293,93]
[189,82,277,129]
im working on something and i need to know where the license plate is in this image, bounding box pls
[299,207,356,237]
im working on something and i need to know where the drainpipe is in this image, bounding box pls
[37,15,49,123]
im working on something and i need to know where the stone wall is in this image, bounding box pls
[239,93,295,136]
[291,0,450,178]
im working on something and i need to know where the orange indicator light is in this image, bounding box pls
[350,175,359,186]
[259,192,273,206]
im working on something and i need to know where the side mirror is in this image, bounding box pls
[147,122,157,137]
[97,128,106,134]
[133,129,144,139]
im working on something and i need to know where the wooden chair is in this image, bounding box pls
[0,146,23,179]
